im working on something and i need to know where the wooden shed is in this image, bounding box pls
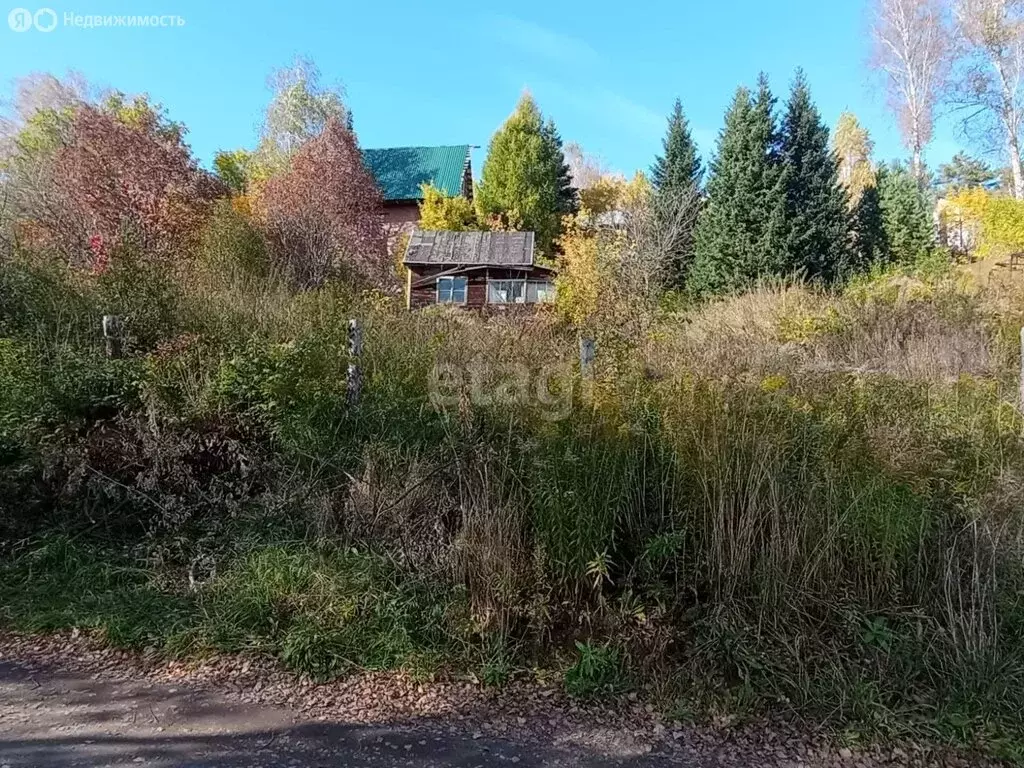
[402,229,556,310]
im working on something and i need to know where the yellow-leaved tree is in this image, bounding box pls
[555,172,655,332]
[575,171,651,219]
[577,175,624,216]
[417,183,479,231]
[554,215,609,328]
[945,188,1024,259]
[832,112,875,208]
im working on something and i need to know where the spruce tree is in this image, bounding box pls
[750,73,789,266]
[688,75,787,297]
[876,162,934,264]
[778,70,850,282]
[542,118,579,218]
[476,93,573,255]
[850,183,887,270]
[651,98,703,287]
[651,99,702,191]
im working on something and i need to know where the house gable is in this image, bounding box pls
[363,145,472,203]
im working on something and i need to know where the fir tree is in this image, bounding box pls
[650,98,703,287]
[749,74,789,272]
[778,70,850,282]
[850,183,887,270]
[876,162,934,264]
[651,99,702,191]
[542,118,578,218]
[688,75,787,297]
[476,93,573,255]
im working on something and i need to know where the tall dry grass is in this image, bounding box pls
[3,244,1024,742]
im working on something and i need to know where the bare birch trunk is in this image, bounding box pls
[871,0,947,182]
[954,0,1024,199]
[912,144,925,187]
[1009,132,1024,199]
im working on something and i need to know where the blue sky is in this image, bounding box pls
[0,0,966,176]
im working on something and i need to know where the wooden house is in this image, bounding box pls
[402,229,556,310]
[362,145,473,235]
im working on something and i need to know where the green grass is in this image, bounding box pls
[564,641,629,698]
[0,534,466,679]
[0,535,193,648]
[3,252,1024,758]
[195,544,464,678]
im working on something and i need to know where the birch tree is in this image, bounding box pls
[833,112,876,207]
[251,57,350,179]
[870,0,950,184]
[563,141,605,190]
[0,71,90,156]
[951,0,1024,198]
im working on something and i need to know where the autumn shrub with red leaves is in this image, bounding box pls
[53,105,224,265]
[259,119,387,288]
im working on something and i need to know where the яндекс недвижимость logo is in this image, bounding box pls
[8,8,184,31]
[8,7,57,31]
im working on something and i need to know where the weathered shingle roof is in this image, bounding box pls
[403,229,535,266]
[362,145,470,201]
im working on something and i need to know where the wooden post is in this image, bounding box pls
[1019,327,1024,412]
[102,315,122,359]
[579,335,596,407]
[347,318,363,405]
[579,336,595,378]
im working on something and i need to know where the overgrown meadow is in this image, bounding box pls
[2,61,1024,761]
[2,214,1024,757]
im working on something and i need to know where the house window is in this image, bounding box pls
[488,279,527,304]
[527,280,556,303]
[437,276,467,304]
[488,279,556,304]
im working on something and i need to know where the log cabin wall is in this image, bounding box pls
[407,266,551,310]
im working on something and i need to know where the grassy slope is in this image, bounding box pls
[2,254,1024,758]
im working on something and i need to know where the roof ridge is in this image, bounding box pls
[363,144,470,151]
[362,146,472,201]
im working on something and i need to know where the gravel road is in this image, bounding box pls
[0,633,997,767]
[0,657,676,767]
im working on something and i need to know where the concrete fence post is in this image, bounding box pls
[1019,327,1024,412]
[348,318,363,405]
[102,315,123,359]
[579,336,595,379]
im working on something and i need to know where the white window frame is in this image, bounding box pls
[436,275,468,305]
[527,280,556,303]
[487,278,555,304]
[488,279,527,305]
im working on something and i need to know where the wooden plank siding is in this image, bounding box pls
[407,265,553,310]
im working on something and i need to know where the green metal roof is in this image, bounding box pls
[362,145,470,202]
